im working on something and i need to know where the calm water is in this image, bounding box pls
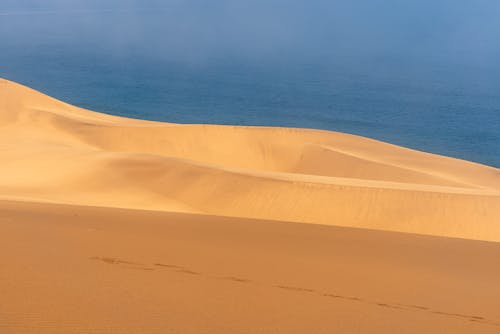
[1,2,499,167]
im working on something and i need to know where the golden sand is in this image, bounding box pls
[1,78,499,333]
[1,78,499,240]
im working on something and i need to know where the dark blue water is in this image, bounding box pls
[1,1,499,167]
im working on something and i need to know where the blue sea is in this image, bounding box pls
[1,1,499,167]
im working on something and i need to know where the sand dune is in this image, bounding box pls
[1,78,499,241]
[2,78,500,333]
[1,200,500,333]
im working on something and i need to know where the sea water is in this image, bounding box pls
[1,1,499,167]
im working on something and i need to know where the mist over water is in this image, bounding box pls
[1,0,499,166]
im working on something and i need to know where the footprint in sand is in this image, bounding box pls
[90,257,153,271]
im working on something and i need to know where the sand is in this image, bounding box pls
[2,200,500,333]
[1,78,500,333]
[1,78,499,241]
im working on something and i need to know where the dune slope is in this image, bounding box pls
[1,200,500,333]
[0,78,499,241]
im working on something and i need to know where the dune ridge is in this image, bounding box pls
[1,78,499,241]
[2,200,500,334]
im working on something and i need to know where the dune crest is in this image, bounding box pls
[1,78,499,241]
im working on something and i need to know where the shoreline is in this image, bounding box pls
[4,76,499,169]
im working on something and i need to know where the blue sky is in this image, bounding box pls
[1,0,499,69]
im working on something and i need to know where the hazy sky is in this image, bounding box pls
[1,0,500,69]
[1,1,499,166]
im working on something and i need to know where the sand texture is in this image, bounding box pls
[1,78,500,333]
[1,78,499,240]
[1,201,500,333]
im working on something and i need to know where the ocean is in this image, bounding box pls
[1,2,499,167]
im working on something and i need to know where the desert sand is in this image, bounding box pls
[1,78,500,333]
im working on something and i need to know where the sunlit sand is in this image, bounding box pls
[1,78,499,333]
